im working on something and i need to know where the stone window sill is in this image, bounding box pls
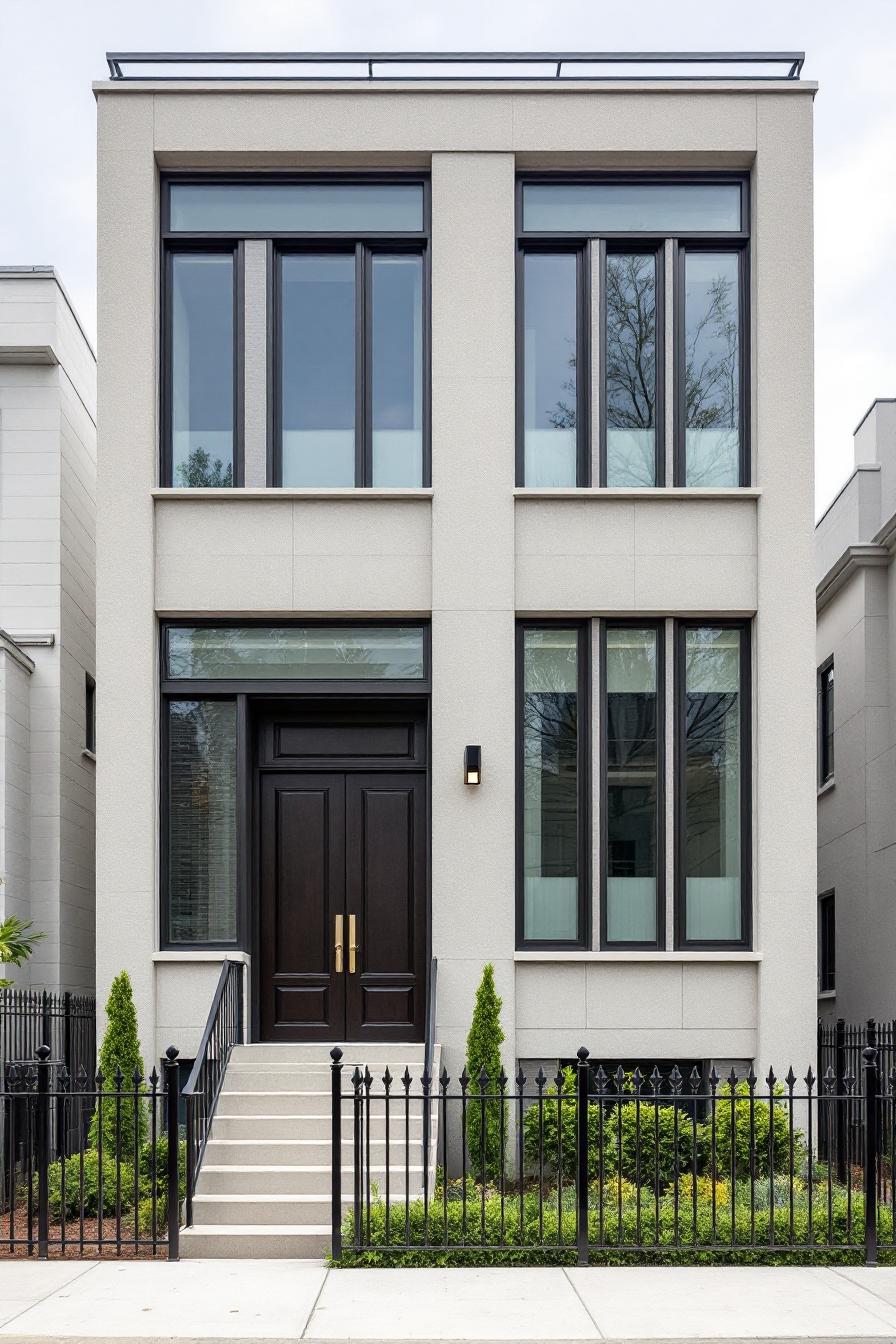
[514,950,762,963]
[151,488,433,501]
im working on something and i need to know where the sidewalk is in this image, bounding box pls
[3,1261,896,1343]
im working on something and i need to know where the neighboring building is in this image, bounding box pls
[94,57,816,1088]
[0,266,97,995]
[816,398,896,1023]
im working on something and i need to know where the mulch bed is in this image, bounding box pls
[0,1209,169,1258]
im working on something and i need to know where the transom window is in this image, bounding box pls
[517,175,749,489]
[162,176,429,490]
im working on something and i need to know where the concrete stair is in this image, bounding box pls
[180,1042,437,1259]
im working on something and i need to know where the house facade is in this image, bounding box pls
[816,399,896,1024]
[94,58,817,1086]
[0,266,97,995]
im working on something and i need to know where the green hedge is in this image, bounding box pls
[41,1137,186,1224]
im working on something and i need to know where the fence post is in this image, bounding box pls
[835,1017,848,1185]
[352,1067,363,1254]
[576,1046,590,1267]
[163,1046,180,1261]
[35,1043,51,1260]
[330,1048,344,1261]
[863,1020,879,1267]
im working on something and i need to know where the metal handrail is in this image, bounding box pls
[105,51,805,81]
[422,957,437,1177]
[182,958,244,1226]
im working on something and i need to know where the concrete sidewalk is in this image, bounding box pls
[3,1261,896,1342]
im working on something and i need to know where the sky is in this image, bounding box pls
[1,0,894,516]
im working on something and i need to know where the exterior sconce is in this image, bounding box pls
[464,745,481,786]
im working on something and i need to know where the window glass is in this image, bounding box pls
[819,893,836,993]
[605,253,657,486]
[605,628,659,943]
[85,675,96,754]
[372,254,424,486]
[819,662,835,784]
[523,253,578,486]
[683,627,744,942]
[523,182,742,234]
[171,254,234,487]
[167,700,237,944]
[170,182,424,233]
[280,254,356,486]
[684,252,741,486]
[522,628,581,941]
[166,625,426,680]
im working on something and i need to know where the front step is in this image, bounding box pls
[181,1040,436,1260]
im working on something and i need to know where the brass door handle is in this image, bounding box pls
[335,914,344,974]
[349,914,359,975]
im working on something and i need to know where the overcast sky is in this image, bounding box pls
[1,0,893,515]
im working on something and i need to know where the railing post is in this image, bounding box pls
[59,991,72,1159]
[330,1048,344,1260]
[863,1020,879,1267]
[575,1045,590,1267]
[352,1066,363,1254]
[835,1017,848,1184]
[163,1046,180,1261]
[35,1044,51,1260]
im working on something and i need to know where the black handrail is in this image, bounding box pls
[106,51,805,81]
[422,957,437,1179]
[182,959,244,1226]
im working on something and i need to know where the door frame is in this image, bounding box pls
[249,693,431,1043]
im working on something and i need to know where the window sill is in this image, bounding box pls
[514,950,762,963]
[514,487,762,500]
[818,778,835,798]
[81,749,96,763]
[151,487,433,501]
[817,989,837,1000]
[153,950,251,963]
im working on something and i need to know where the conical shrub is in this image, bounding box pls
[89,970,147,1158]
[464,963,506,1183]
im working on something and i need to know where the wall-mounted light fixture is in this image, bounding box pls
[464,744,481,786]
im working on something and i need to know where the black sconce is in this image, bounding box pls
[464,745,481,786]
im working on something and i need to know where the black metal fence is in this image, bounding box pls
[331,1031,896,1265]
[1,990,96,1198]
[1,1045,181,1258]
[818,1019,896,1179]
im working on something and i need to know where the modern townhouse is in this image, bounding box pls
[0,265,97,996]
[94,52,816,1253]
[816,398,896,1024]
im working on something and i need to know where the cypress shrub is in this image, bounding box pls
[89,970,147,1158]
[464,963,507,1182]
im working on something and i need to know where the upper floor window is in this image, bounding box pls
[162,176,429,489]
[818,890,835,993]
[517,175,749,489]
[818,658,834,785]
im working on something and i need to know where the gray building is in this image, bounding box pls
[94,53,817,1254]
[816,399,896,1023]
[0,266,97,995]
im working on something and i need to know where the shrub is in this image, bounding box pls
[607,1100,697,1190]
[464,964,507,1182]
[699,1081,806,1180]
[45,1148,136,1220]
[89,970,147,1159]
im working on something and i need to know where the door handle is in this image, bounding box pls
[349,914,359,975]
[335,914,344,974]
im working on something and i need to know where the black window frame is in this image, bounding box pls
[515,619,591,950]
[599,619,665,950]
[818,889,836,993]
[599,242,665,488]
[85,673,96,754]
[818,656,835,786]
[515,171,751,490]
[159,618,432,952]
[673,241,750,487]
[674,618,752,950]
[160,172,431,491]
[161,241,243,488]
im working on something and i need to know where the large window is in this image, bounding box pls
[818,890,835,993]
[518,625,588,946]
[676,623,750,946]
[818,658,835,785]
[517,175,749,488]
[602,624,663,946]
[162,176,429,488]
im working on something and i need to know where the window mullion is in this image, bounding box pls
[356,242,368,487]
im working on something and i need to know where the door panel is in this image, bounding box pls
[345,773,426,1041]
[259,772,345,1041]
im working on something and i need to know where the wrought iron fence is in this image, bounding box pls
[1,1045,181,1258]
[183,959,243,1227]
[1,990,96,1197]
[818,1019,896,1178]
[331,1028,896,1265]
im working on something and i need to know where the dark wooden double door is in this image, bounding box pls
[258,702,427,1042]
